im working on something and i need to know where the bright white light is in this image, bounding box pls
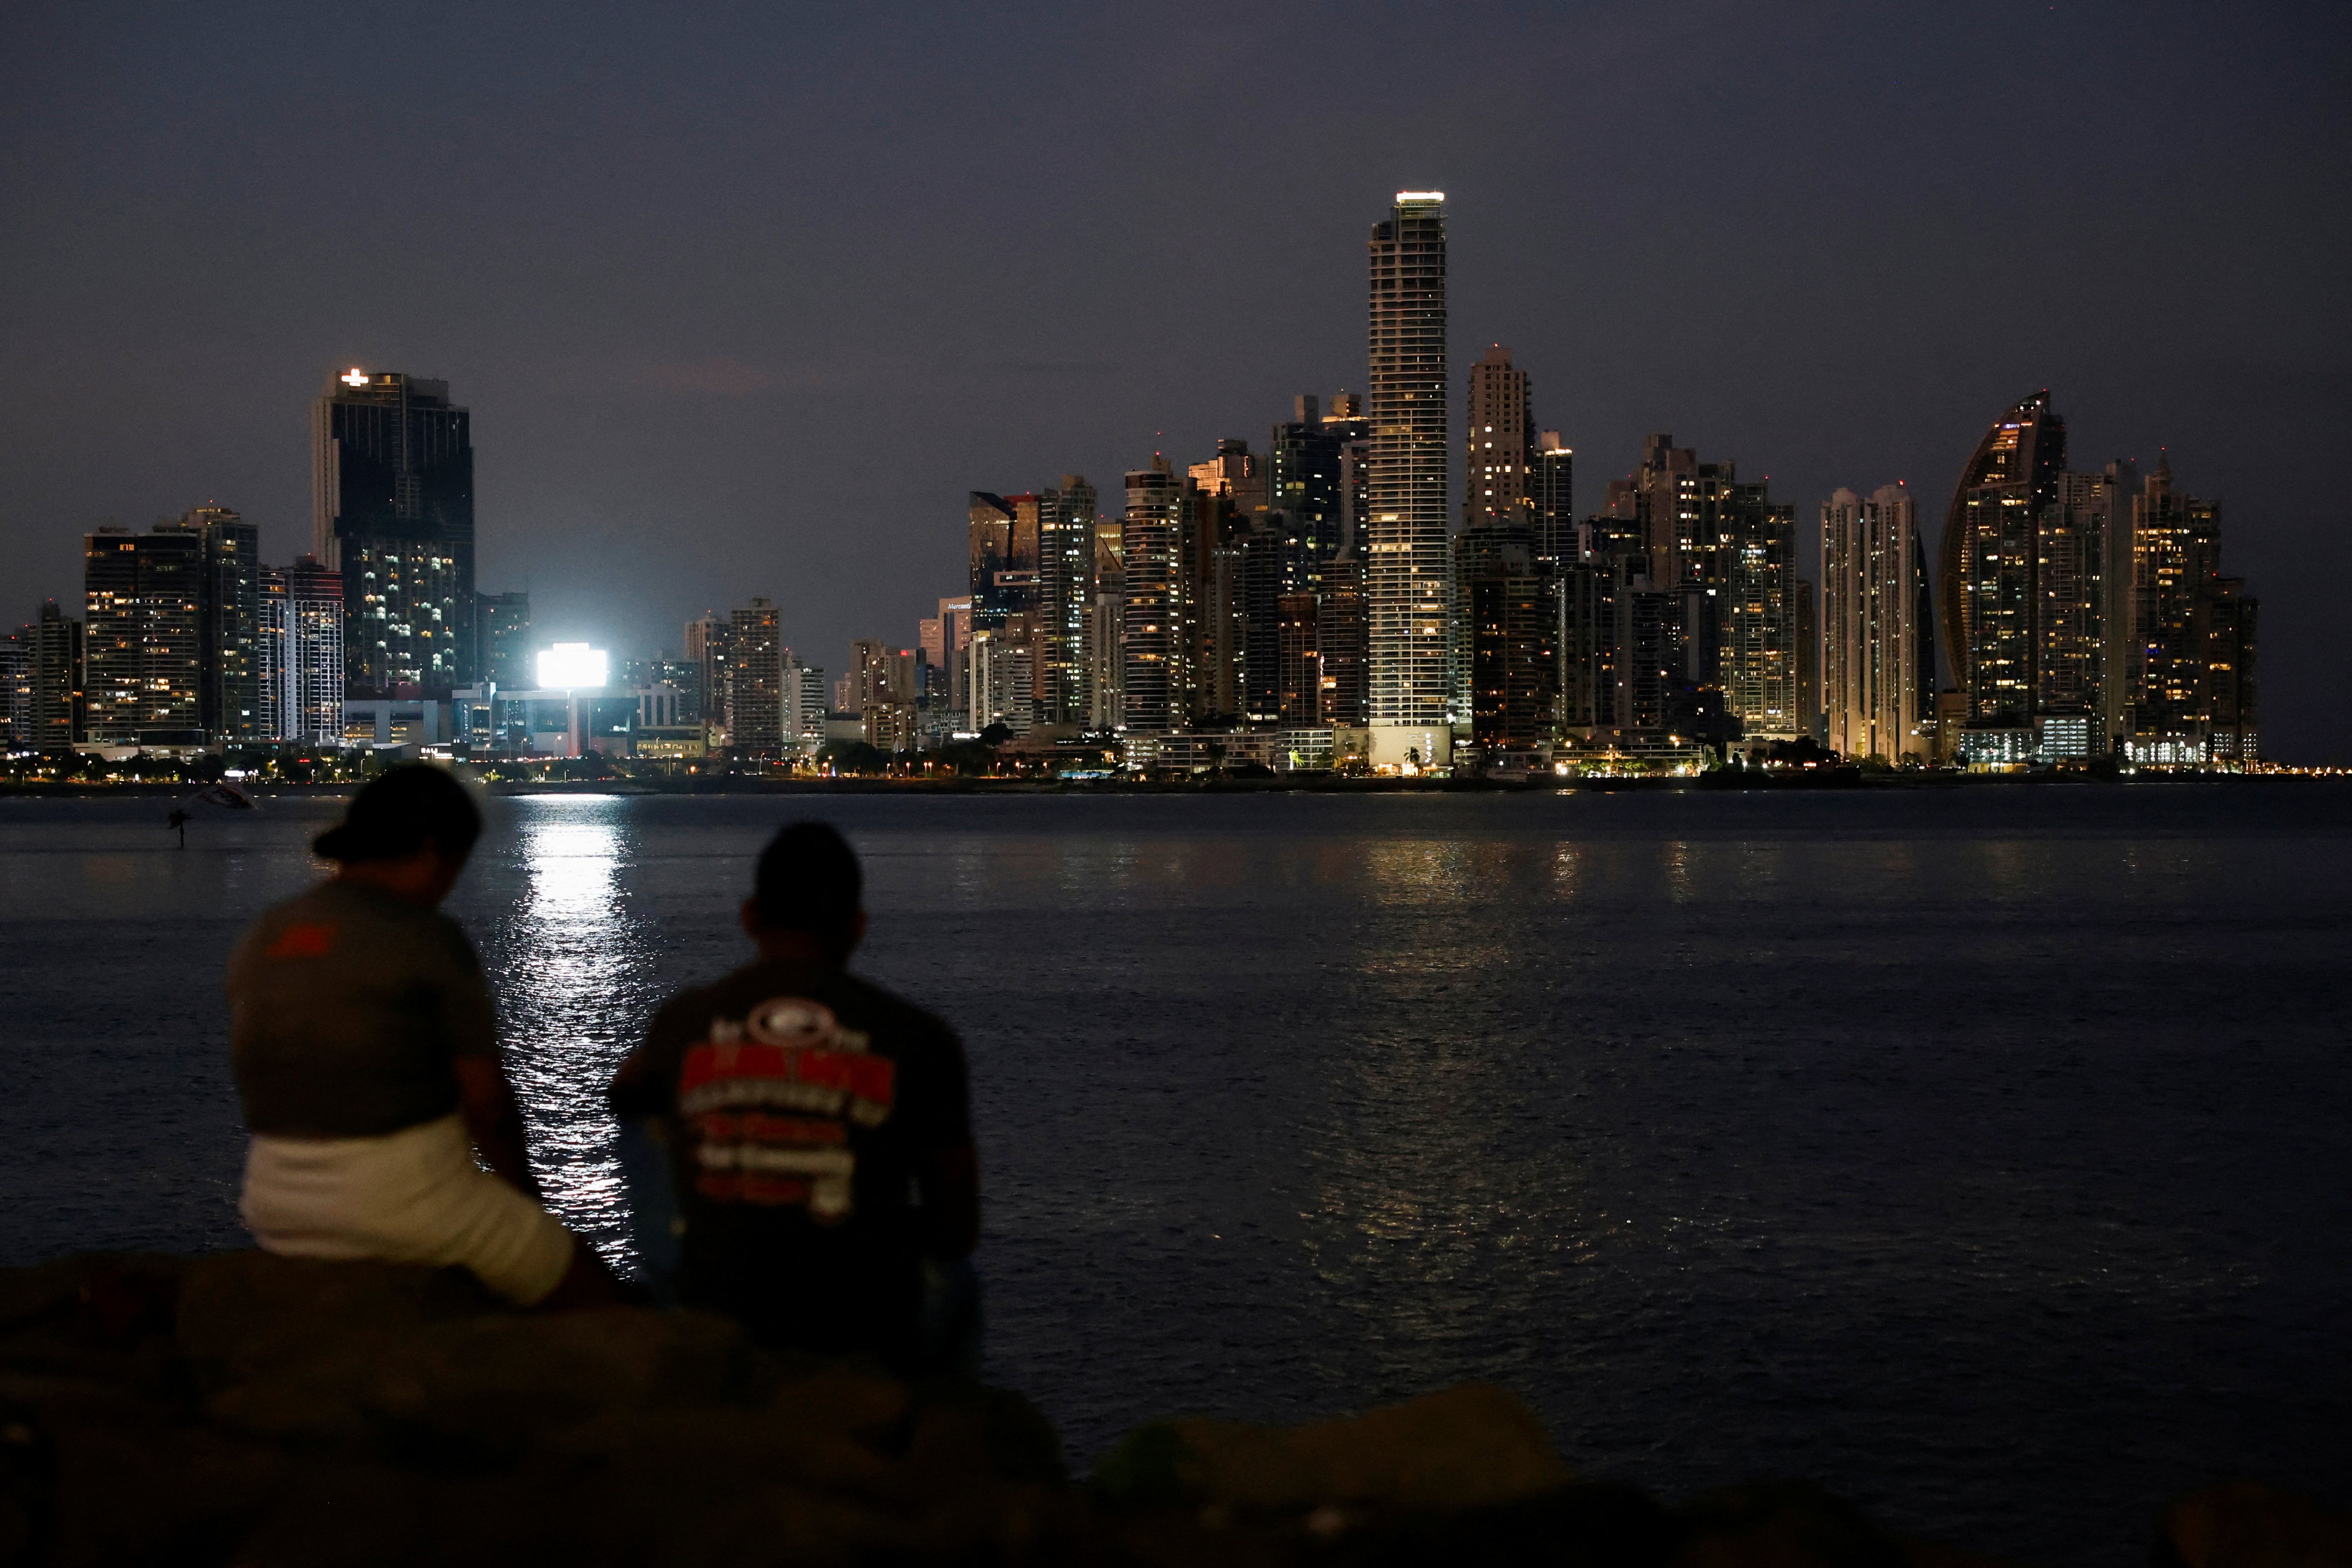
[1395,190,1446,202]
[536,643,609,689]
[341,368,368,387]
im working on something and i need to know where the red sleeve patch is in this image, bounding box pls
[265,923,338,960]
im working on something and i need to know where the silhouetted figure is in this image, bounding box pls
[610,821,980,1373]
[225,766,627,1309]
[167,808,190,848]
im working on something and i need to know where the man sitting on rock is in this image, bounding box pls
[609,821,979,1372]
[226,765,623,1308]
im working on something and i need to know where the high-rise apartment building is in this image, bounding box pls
[1316,553,1369,727]
[1324,391,1372,562]
[2033,469,2125,756]
[1721,484,1799,740]
[1820,484,1928,764]
[476,592,533,689]
[1939,391,2065,749]
[313,369,476,696]
[1035,477,1097,727]
[1120,458,1191,733]
[2129,453,2256,759]
[177,505,264,744]
[725,597,783,751]
[29,602,82,750]
[1365,191,1451,768]
[1463,346,1534,530]
[968,493,1022,635]
[83,525,205,747]
[1457,523,1556,753]
[0,631,29,749]
[259,555,346,745]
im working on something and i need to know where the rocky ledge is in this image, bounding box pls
[0,1251,2342,1567]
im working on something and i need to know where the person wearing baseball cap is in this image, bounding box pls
[226,765,623,1308]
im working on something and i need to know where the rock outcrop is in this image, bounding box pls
[0,1251,2342,1567]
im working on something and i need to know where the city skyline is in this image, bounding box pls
[3,6,2344,758]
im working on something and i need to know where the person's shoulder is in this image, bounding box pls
[837,973,960,1053]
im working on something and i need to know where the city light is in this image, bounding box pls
[536,642,609,689]
[340,368,368,387]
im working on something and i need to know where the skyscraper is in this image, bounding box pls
[1366,191,1450,768]
[1035,477,1097,727]
[83,525,205,748]
[29,601,82,751]
[0,630,28,749]
[182,504,261,744]
[1820,484,1928,764]
[1267,396,1346,589]
[476,592,533,689]
[1457,523,1556,753]
[1120,458,1189,734]
[259,555,346,746]
[1720,484,1799,740]
[1531,433,1575,573]
[2129,453,2256,760]
[1939,391,2065,752]
[313,369,476,696]
[725,597,783,751]
[1463,346,1534,530]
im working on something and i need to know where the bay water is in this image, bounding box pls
[2,785,2346,1562]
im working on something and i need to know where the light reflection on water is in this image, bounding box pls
[471,799,654,1264]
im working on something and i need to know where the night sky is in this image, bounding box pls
[5,2,2347,759]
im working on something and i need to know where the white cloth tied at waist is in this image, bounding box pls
[240,1111,576,1306]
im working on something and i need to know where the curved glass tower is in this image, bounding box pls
[1937,391,2064,728]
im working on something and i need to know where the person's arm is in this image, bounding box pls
[457,1056,542,1198]
[435,920,540,1196]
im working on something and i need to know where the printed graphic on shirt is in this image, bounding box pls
[265,923,338,960]
[677,998,892,1219]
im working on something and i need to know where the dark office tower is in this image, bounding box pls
[1121,459,1189,733]
[1458,523,1557,753]
[1720,482,1800,739]
[967,493,1018,634]
[83,525,205,746]
[1794,579,1819,744]
[1531,433,1575,572]
[685,613,731,743]
[1276,591,1321,725]
[313,370,476,696]
[1821,485,1926,763]
[1323,390,1373,559]
[1316,553,1370,726]
[30,601,83,749]
[1558,559,1617,731]
[1366,191,1451,767]
[1233,522,1287,724]
[1034,477,1096,726]
[1937,391,2065,737]
[1268,397,1347,588]
[2097,458,2140,750]
[179,504,261,744]
[725,597,783,752]
[2200,577,2258,761]
[476,592,532,689]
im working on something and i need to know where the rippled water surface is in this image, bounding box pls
[4,786,2348,1563]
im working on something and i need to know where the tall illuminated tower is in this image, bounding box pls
[1366,191,1450,768]
[313,369,476,697]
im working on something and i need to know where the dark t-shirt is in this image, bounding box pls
[226,879,498,1139]
[611,958,970,1358]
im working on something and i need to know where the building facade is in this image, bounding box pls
[313,370,476,696]
[83,525,205,748]
[1365,192,1451,767]
[1820,484,1927,764]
